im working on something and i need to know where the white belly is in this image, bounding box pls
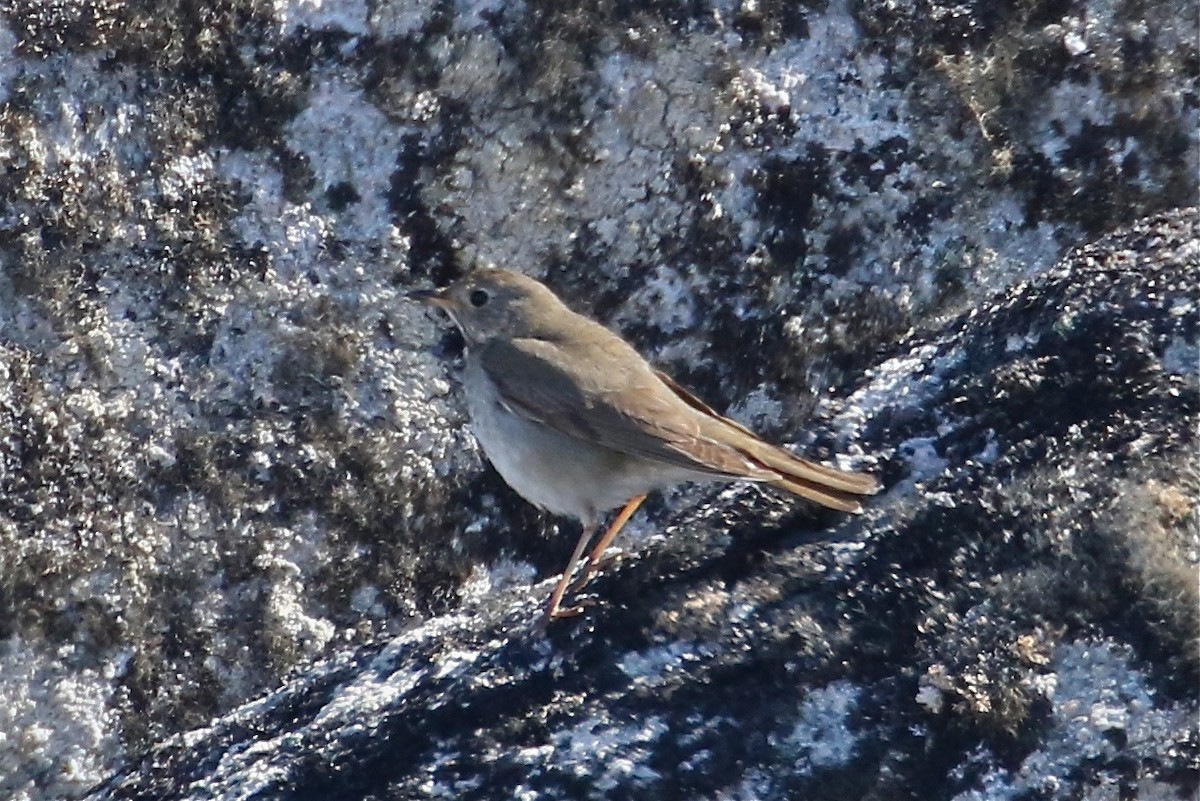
[462,358,704,525]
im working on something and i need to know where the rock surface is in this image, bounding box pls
[0,0,1196,798]
[86,208,1199,800]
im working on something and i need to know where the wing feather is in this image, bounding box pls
[477,337,767,479]
[477,336,879,508]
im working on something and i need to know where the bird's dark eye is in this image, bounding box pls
[468,289,490,307]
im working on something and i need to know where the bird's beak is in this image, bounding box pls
[406,287,455,308]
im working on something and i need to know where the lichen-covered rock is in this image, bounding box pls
[0,0,1195,798]
[82,210,1198,800]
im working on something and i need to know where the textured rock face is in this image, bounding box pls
[84,209,1198,800]
[0,0,1196,799]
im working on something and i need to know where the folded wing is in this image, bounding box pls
[478,336,879,512]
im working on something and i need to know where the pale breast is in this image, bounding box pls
[462,357,711,525]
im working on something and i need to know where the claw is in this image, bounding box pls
[566,551,624,596]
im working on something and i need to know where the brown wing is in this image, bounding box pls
[477,336,771,480]
[479,336,880,511]
[654,369,880,498]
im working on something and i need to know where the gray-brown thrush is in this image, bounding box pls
[410,268,879,622]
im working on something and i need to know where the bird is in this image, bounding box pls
[409,268,879,622]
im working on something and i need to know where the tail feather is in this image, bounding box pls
[770,474,870,513]
[739,439,880,496]
[656,368,880,513]
[724,426,880,514]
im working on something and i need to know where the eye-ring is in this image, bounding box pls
[469,288,490,307]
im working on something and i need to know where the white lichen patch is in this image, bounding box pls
[218,149,331,280]
[612,264,699,337]
[284,80,406,246]
[837,342,958,480]
[552,715,669,791]
[951,641,1197,800]
[771,681,862,774]
[310,615,483,727]
[616,641,710,687]
[743,11,907,155]
[430,30,737,273]
[272,0,369,35]
[256,521,338,664]
[1161,335,1198,378]
[458,559,540,604]
[369,0,439,38]
[0,22,19,104]
[0,639,121,801]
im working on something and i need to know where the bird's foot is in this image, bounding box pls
[565,551,625,597]
[537,598,589,629]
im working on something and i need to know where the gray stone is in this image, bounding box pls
[0,0,1195,798]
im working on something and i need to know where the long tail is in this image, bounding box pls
[738,440,879,513]
[656,370,880,513]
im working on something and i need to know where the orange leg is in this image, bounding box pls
[567,494,647,596]
[542,524,595,622]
